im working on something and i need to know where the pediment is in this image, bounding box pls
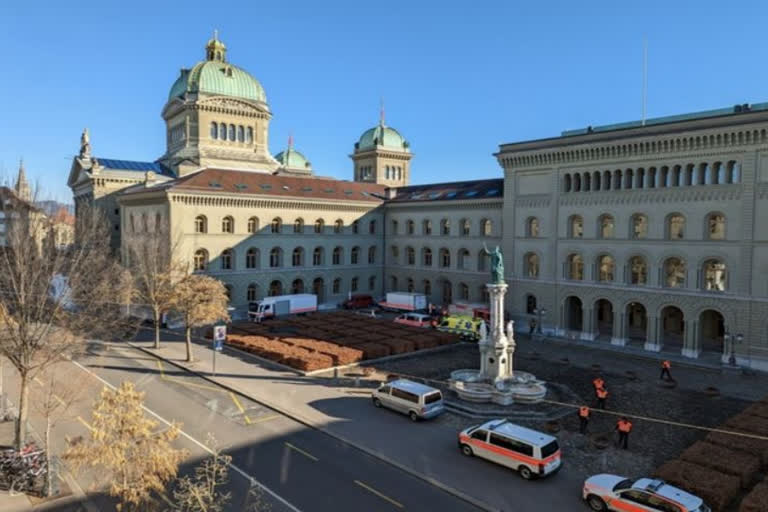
[66,157,91,188]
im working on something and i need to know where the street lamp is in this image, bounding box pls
[533,308,547,336]
[723,332,743,366]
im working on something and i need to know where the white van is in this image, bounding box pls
[372,379,445,421]
[458,419,562,479]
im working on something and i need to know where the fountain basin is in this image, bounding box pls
[449,369,547,404]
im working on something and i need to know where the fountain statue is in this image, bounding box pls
[449,247,546,405]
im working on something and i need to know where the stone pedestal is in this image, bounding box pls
[479,283,513,383]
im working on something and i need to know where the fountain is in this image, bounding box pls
[449,246,547,405]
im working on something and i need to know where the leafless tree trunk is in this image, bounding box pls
[171,275,229,364]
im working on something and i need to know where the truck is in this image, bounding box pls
[378,292,427,312]
[248,294,317,322]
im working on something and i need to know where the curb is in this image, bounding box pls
[128,342,500,512]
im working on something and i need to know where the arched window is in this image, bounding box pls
[526,295,537,314]
[390,245,399,263]
[246,127,253,144]
[569,215,583,238]
[292,247,304,266]
[423,247,432,266]
[332,247,343,265]
[219,122,227,140]
[567,254,583,280]
[631,214,647,239]
[368,246,376,264]
[221,248,234,270]
[629,256,647,284]
[423,219,432,235]
[228,124,235,141]
[351,246,360,264]
[351,277,359,292]
[314,219,325,234]
[666,214,685,240]
[271,217,282,234]
[313,247,323,266]
[237,125,244,143]
[458,249,470,270]
[663,257,686,288]
[526,217,539,237]
[292,279,304,294]
[385,166,390,180]
[460,219,471,236]
[524,252,539,278]
[564,174,572,192]
[702,259,727,291]
[247,217,259,234]
[598,214,614,239]
[597,255,614,282]
[246,248,259,269]
[247,283,258,302]
[706,213,726,240]
[406,247,415,265]
[439,248,451,268]
[193,249,208,271]
[194,215,207,234]
[269,247,282,268]
[210,122,217,139]
[391,219,399,234]
[459,283,470,301]
[334,219,343,233]
[369,220,376,234]
[222,216,234,233]
[440,219,450,235]
[269,280,283,297]
[368,276,376,291]
[352,220,359,234]
[407,278,414,293]
[423,279,431,295]
[481,219,492,236]
[478,249,490,272]
[333,278,341,294]
[293,218,304,234]
[406,220,415,235]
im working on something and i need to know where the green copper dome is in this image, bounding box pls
[168,36,267,104]
[274,147,311,169]
[357,123,409,151]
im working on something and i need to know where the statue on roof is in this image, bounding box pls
[79,128,91,160]
[484,244,505,285]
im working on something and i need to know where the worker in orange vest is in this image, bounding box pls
[592,376,605,391]
[596,387,608,409]
[616,417,633,449]
[578,405,590,434]
[660,360,672,381]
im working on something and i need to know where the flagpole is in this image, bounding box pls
[642,36,647,126]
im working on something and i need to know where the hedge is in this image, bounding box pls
[740,482,768,512]
[706,431,768,466]
[679,441,760,488]
[654,459,739,512]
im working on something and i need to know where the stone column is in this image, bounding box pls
[581,307,595,341]
[644,315,662,352]
[479,283,512,383]
[683,320,699,359]
[611,310,626,346]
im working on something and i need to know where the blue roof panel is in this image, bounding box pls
[96,158,171,176]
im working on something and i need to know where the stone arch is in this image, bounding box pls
[594,298,614,340]
[563,295,583,332]
[623,300,648,343]
[659,304,685,348]
[312,277,325,303]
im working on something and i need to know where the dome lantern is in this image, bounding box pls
[205,30,227,62]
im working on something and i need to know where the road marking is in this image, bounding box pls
[76,416,93,432]
[251,414,281,424]
[156,360,224,392]
[71,359,302,512]
[229,392,253,425]
[284,442,318,462]
[53,394,66,406]
[33,377,44,386]
[354,480,404,509]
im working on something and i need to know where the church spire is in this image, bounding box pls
[15,159,31,202]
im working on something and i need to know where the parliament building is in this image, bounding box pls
[68,36,768,370]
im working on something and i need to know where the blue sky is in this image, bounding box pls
[1,0,766,201]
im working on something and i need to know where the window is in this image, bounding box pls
[291,279,304,294]
[631,214,647,239]
[489,434,533,456]
[194,215,207,233]
[526,217,539,237]
[369,220,376,234]
[292,247,304,266]
[390,276,398,291]
[222,216,234,233]
[407,278,414,293]
[219,122,227,140]
[470,429,487,441]
[193,249,208,271]
[313,247,323,266]
[237,125,244,142]
[460,219,470,236]
[458,249,470,270]
[351,277,358,292]
[269,280,282,296]
[246,127,253,144]
[228,124,235,140]
[440,248,451,268]
[663,257,686,288]
[391,245,399,262]
[619,491,653,507]
[334,219,343,233]
[247,283,258,302]
[567,254,584,280]
[598,255,614,282]
[481,219,492,236]
[246,248,259,269]
[271,217,282,233]
[293,218,304,234]
[598,215,614,239]
[423,279,431,295]
[707,213,725,240]
[368,276,376,291]
[703,259,727,291]
[351,246,360,264]
[247,216,259,234]
[270,247,282,268]
[368,246,376,264]
[391,388,418,403]
[333,278,341,294]
[210,122,217,139]
[629,256,647,285]
[569,215,583,238]
[423,219,432,235]
[391,219,398,234]
[221,248,234,270]
[406,220,415,235]
[352,220,359,234]
[525,252,539,278]
[423,248,432,266]
[459,283,469,301]
[406,247,415,265]
[478,249,489,272]
[314,219,325,234]
[526,295,537,314]
[333,247,343,265]
[667,214,685,240]
[440,219,450,235]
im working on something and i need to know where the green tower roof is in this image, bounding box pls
[274,146,311,169]
[357,123,409,151]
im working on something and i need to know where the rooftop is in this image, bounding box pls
[388,178,503,203]
[95,158,174,177]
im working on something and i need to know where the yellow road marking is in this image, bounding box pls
[250,414,281,424]
[354,480,403,509]
[229,392,253,425]
[33,377,44,386]
[53,394,66,406]
[76,416,93,432]
[284,442,318,462]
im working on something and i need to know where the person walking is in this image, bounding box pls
[660,360,672,381]
[616,417,633,449]
[596,387,608,410]
[578,405,590,434]
[528,318,537,335]
[592,376,605,392]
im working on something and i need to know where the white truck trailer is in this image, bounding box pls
[378,292,428,312]
[248,294,317,322]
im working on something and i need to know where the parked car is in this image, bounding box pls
[437,314,483,340]
[458,419,562,479]
[371,379,444,421]
[582,475,710,512]
[394,312,432,328]
[342,294,374,310]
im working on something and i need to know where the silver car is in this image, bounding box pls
[372,379,445,421]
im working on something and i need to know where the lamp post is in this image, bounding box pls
[723,332,743,366]
[533,308,547,337]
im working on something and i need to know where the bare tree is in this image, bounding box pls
[65,381,187,511]
[0,198,135,449]
[244,484,273,512]
[168,434,232,512]
[123,215,187,349]
[171,275,229,362]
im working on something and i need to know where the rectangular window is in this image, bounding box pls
[489,434,534,456]
[540,440,559,458]
[470,429,488,441]
[424,392,442,404]
[391,388,418,403]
